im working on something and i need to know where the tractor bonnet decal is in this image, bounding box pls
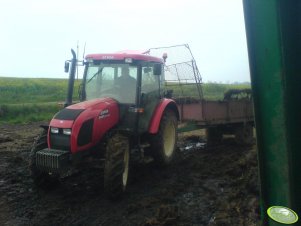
[99,109,110,119]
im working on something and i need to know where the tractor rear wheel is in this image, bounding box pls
[29,129,58,188]
[104,133,130,199]
[150,110,178,166]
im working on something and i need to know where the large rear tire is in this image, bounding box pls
[29,130,58,188]
[104,133,130,199]
[150,110,178,165]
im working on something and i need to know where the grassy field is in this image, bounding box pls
[166,82,250,100]
[0,77,250,124]
[0,77,81,104]
[0,103,61,124]
[0,77,81,124]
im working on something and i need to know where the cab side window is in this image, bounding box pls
[141,67,159,93]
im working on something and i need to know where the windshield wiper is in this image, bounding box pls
[87,68,103,84]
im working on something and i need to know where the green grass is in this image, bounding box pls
[0,77,81,124]
[0,103,61,124]
[0,77,80,104]
[0,77,250,124]
[165,82,251,100]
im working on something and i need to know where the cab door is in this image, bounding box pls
[138,64,161,133]
[116,65,139,132]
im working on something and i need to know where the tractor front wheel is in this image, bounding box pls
[150,110,178,166]
[104,133,130,199]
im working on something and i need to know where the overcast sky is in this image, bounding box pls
[0,0,250,82]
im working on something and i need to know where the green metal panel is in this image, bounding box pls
[243,0,301,225]
[177,121,200,133]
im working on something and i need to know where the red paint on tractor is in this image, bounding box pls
[85,52,163,63]
[50,119,74,128]
[48,98,119,153]
[148,98,178,134]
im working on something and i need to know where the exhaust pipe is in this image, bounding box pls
[64,49,77,107]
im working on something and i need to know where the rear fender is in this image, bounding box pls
[148,99,179,134]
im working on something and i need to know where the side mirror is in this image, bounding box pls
[64,61,70,73]
[153,64,162,75]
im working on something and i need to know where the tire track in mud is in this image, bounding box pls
[0,124,260,226]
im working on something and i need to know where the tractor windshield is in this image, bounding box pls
[85,63,137,104]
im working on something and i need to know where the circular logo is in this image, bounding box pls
[267,206,298,224]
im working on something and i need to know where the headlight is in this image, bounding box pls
[50,127,59,134]
[63,128,72,135]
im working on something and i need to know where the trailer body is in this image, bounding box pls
[177,98,253,127]
[149,45,254,141]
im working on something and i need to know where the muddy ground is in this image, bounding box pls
[0,122,260,226]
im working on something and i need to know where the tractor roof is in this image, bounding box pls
[85,50,163,63]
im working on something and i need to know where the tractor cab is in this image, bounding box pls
[80,52,164,133]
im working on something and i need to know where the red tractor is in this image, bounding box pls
[30,49,179,198]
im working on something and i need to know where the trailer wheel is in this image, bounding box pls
[150,110,178,165]
[104,133,130,199]
[29,130,58,188]
[235,124,254,145]
[206,127,223,146]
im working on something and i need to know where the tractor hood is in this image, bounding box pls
[49,98,119,153]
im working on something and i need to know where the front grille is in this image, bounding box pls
[36,149,69,172]
[50,132,70,151]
